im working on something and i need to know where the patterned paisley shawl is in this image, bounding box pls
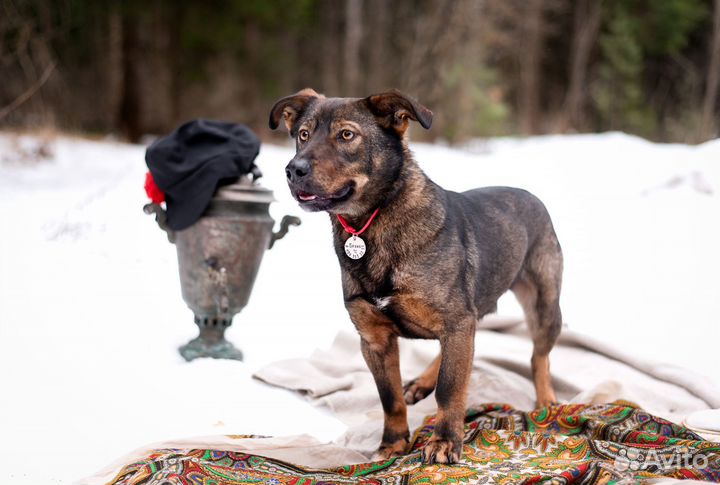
[110,402,720,485]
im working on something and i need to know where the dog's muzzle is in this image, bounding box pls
[286,158,311,184]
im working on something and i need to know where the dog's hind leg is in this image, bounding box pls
[511,235,563,409]
[404,353,441,404]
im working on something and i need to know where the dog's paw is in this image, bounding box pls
[403,379,434,405]
[535,400,559,410]
[373,438,409,460]
[534,392,559,410]
[421,438,461,464]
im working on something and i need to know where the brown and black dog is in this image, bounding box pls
[269,89,563,464]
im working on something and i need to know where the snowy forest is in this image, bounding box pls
[2,0,720,143]
[3,2,720,483]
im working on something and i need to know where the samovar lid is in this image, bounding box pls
[214,176,275,204]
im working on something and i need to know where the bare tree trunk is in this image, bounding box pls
[243,20,261,128]
[402,0,457,103]
[320,0,340,95]
[8,9,46,123]
[107,6,123,130]
[343,0,363,94]
[518,0,545,134]
[167,5,183,127]
[701,0,720,140]
[365,0,389,92]
[558,0,602,132]
[117,12,142,142]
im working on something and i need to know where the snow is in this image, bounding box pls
[0,131,718,483]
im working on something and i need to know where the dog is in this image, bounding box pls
[269,89,563,464]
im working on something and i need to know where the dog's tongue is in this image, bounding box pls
[298,191,318,201]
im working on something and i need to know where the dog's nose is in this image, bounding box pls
[286,158,311,182]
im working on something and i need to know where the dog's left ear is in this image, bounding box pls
[365,90,433,136]
[269,88,323,134]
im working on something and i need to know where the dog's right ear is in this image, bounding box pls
[269,88,323,134]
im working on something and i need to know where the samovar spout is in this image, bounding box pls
[269,215,301,249]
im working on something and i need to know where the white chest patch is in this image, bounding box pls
[373,296,392,310]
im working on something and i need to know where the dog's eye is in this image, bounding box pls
[298,129,310,142]
[340,129,355,141]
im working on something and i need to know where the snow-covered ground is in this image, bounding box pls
[0,131,718,483]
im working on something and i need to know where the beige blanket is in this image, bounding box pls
[82,319,720,484]
[254,317,720,456]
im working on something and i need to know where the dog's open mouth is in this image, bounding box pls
[294,184,354,210]
[297,191,321,201]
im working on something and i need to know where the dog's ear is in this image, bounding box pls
[365,89,433,136]
[269,88,323,134]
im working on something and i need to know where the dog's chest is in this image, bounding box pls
[366,287,442,339]
[340,242,446,338]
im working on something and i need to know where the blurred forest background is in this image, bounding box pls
[1,0,719,143]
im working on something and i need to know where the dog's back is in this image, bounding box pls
[439,186,560,309]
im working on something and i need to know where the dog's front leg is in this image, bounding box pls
[360,334,410,459]
[346,299,409,458]
[423,322,475,464]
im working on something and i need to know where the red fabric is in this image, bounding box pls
[144,171,165,204]
[336,207,380,236]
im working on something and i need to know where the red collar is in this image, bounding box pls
[336,208,380,236]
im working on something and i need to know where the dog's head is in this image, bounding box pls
[269,88,432,215]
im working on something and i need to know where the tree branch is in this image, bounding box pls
[0,60,56,121]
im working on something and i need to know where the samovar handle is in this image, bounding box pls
[143,203,176,243]
[269,215,301,249]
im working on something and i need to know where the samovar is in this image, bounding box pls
[144,176,299,361]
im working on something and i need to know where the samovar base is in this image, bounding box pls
[179,315,243,362]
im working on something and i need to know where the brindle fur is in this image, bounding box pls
[269,89,563,464]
